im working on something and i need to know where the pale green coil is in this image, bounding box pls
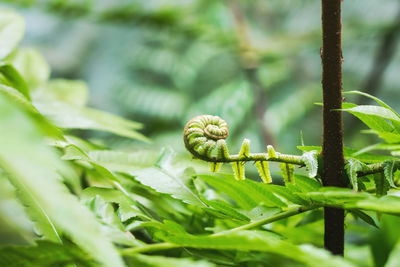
[183,115,229,161]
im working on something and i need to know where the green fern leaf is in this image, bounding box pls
[0,95,125,267]
[231,161,245,181]
[374,173,390,197]
[255,161,272,183]
[301,150,318,178]
[280,163,295,185]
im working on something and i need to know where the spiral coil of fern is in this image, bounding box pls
[183,115,230,162]
[183,115,304,164]
[183,115,393,186]
[183,115,309,182]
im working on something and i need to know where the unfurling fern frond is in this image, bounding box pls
[183,115,307,182]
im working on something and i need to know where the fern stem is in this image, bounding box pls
[120,205,320,255]
[197,152,305,165]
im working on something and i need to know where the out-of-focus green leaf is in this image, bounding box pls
[0,62,30,100]
[0,8,24,60]
[202,199,250,222]
[385,240,400,267]
[131,148,206,206]
[305,189,400,215]
[0,241,95,267]
[126,254,216,267]
[87,150,158,173]
[35,101,149,142]
[81,187,150,222]
[349,210,378,228]
[82,195,143,247]
[36,79,88,106]
[186,80,253,134]
[0,95,125,267]
[0,84,63,138]
[374,173,390,197]
[8,48,50,90]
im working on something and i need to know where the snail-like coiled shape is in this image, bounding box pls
[183,115,229,161]
[183,114,309,182]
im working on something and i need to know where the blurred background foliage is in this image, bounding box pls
[2,1,400,265]
[5,0,400,157]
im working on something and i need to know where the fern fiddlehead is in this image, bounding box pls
[184,115,398,188]
[183,115,230,162]
[183,115,309,182]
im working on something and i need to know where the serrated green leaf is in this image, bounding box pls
[1,172,61,243]
[82,195,143,247]
[301,150,318,178]
[374,173,390,197]
[0,95,125,267]
[266,184,310,205]
[231,161,245,181]
[153,230,354,267]
[383,160,397,188]
[132,148,206,207]
[280,163,295,185]
[62,144,120,183]
[345,159,370,191]
[198,174,287,209]
[293,174,321,192]
[203,199,250,222]
[255,161,272,183]
[0,241,95,267]
[81,187,151,222]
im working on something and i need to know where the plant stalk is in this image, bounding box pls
[120,205,320,255]
[321,0,345,255]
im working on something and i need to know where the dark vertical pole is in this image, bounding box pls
[321,0,345,255]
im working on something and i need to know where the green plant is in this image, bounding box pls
[4,3,400,267]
